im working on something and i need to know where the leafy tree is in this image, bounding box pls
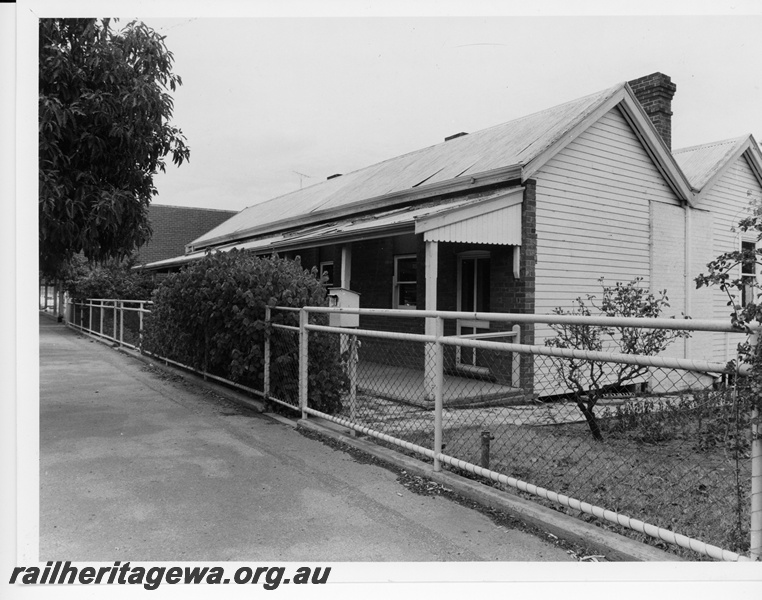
[546,278,689,441]
[39,18,189,277]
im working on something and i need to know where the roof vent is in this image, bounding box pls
[445,132,468,142]
[327,173,342,180]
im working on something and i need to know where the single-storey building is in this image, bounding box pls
[134,204,238,266]
[142,73,762,395]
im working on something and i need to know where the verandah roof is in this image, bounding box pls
[143,187,523,270]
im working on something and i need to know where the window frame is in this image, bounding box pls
[456,250,491,318]
[740,239,757,307]
[392,254,417,309]
[319,260,334,287]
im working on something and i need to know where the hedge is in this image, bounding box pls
[142,250,347,414]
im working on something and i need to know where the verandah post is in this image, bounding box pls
[424,240,438,401]
[299,308,309,419]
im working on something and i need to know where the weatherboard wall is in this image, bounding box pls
[532,106,682,355]
[693,153,762,362]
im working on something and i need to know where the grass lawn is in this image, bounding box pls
[345,392,753,560]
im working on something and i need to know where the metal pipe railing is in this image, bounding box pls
[64,299,759,560]
[304,306,750,333]
[299,305,759,561]
[305,323,737,375]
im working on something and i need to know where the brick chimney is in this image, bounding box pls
[627,72,676,149]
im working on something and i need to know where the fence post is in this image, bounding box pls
[433,316,444,473]
[480,430,495,469]
[751,331,762,560]
[349,334,358,432]
[299,308,309,419]
[99,300,104,336]
[88,300,93,332]
[112,301,117,341]
[511,323,521,387]
[264,306,271,400]
[119,301,124,346]
[138,303,144,351]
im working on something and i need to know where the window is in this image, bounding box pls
[393,255,417,308]
[319,261,334,287]
[741,240,756,307]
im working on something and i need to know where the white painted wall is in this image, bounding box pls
[530,106,684,396]
[693,153,762,362]
[687,208,716,361]
[533,106,680,345]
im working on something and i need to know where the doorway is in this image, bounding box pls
[456,252,491,371]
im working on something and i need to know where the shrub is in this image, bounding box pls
[546,277,689,441]
[64,254,156,300]
[142,250,347,414]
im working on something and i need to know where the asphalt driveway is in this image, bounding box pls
[39,314,572,562]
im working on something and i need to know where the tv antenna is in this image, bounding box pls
[293,171,314,189]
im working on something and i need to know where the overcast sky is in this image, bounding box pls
[127,9,762,213]
[17,2,762,214]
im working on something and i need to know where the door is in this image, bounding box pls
[456,253,491,369]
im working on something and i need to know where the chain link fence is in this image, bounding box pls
[68,299,150,350]
[65,299,760,561]
[300,307,760,562]
[266,306,301,411]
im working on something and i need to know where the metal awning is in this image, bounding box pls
[415,187,523,245]
[141,187,524,270]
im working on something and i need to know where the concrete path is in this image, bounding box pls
[39,314,572,562]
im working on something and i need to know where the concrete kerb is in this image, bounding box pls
[61,316,680,562]
[296,417,682,562]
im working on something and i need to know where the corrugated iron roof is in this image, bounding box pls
[190,82,625,249]
[144,190,520,270]
[673,136,748,191]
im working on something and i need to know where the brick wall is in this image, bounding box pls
[517,181,537,390]
[135,205,238,265]
[627,72,676,150]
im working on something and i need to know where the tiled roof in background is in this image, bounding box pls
[135,204,238,265]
